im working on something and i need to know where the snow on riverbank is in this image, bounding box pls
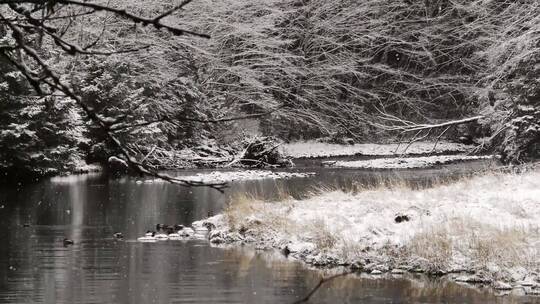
[196,169,540,292]
[282,141,474,158]
[325,155,493,169]
[140,170,314,184]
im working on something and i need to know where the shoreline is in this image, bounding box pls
[54,140,483,177]
[322,155,494,169]
[193,168,540,295]
[282,141,475,159]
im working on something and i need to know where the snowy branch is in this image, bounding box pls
[0,3,228,191]
[1,0,209,38]
[293,271,353,304]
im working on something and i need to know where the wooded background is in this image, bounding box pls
[0,0,538,179]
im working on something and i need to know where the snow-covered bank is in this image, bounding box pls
[72,162,102,174]
[140,170,314,184]
[196,169,540,293]
[282,141,474,158]
[324,155,493,169]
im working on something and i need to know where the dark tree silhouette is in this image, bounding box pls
[0,0,227,190]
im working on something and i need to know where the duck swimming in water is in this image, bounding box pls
[167,224,187,240]
[152,224,195,240]
[179,227,195,237]
[153,225,169,240]
[167,232,181,240]
[156,224,176,234]
[63,238,74,246]
[154,233,169,240]
[137,231,157,242]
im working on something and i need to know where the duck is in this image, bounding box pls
[137,231,157,242]
[154,232,169,241]
[153,225,169,240]
[156,224,175,234]
[113,232,123,239]
[63,238,74,246]
[179,227,195,237]
[168,232,182,240]
[167,224,186,240]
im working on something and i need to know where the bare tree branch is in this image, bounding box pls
[0,0,210,38]
[293,271,353,304]
[109,105,287,132]
[154,0,193,22]
[389,115,484,133]
[0,7,226,191]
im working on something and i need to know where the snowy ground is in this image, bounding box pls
[71,156,102,173]
[196,169,540,293]
[282,141,474,158]
[139,170,314,184]
[72,163,102,173]
[324,155,493,169]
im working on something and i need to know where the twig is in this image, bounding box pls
[225,144,250,167]
[110,106,286,132]
[140,145,157,164]
[377,113,484,156]
[429,125,452,155]
[293,271,353,304]
[154,0,193,22]
[58,0,209,38]
[2,0,209,37]
[400,128,432,156]
[397,116,484,133]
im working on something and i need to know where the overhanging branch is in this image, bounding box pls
[0,7,225,191]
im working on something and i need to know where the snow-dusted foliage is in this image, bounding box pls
[2,1,217,176]
[0,0,538,178]
[0,57,80,178]
[178,0,538,145]
[73,55,211,162]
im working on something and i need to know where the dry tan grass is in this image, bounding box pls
[306,171,481,199]
[307,176,410,198]
[224,192,264,230]
[225,193,340,251]
[305,217,339,250]
[468,226,540,269]
[437,216,540,270]
[340,239,365,262]
[404,218,540,273]
[407,227,454,272]
[222,169,540,280]
[274,182,293,201]
[223,192,295,233]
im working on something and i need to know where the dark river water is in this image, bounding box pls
[1,161,539,304]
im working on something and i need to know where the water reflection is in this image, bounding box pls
[1,166,539,303]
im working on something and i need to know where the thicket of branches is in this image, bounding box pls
[0,0,538,179]
[0,0,229,189]
[182,0,539,154]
